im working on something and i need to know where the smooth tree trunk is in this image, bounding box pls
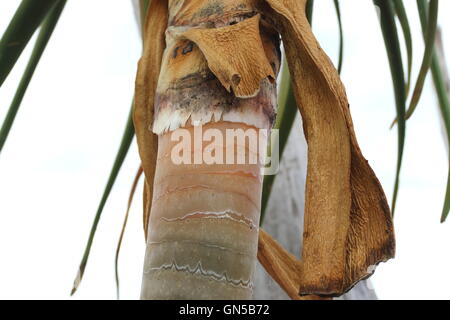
[141,123,268,299]
[139,0,281,300]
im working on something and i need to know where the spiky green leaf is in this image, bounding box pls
[393,0,413,95]
[333,0,344,74]
[417,0,450,223]
[261,63,298,223]
[71,107,135,295]
[405,0,438,120]
[0,0,59,87]
[374,0,407,215]
[0,0,66,154]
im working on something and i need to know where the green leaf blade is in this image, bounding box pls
[416,0,450,223]
[405,0,439,120]
[261,62,298,223]
[374,0,407,216]
[393,0,413,96]
[333,0,344,74]
[0,0,60,87]
[305,0,314,26]
[71,107,135,295]
[0,0,66,154]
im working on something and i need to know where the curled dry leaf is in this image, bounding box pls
[174,14,275,98]
[258,229,331,300]
[134,0,168,237]
[257,0,395,296]
[152,3,280,135]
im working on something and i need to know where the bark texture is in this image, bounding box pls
[138,0,280,300]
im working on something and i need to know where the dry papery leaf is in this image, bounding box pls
[258,229,331,300]
[134,0,168,238]
[257,0,395,297]
[175,14,275,98]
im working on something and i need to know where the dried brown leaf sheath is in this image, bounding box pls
[258,0,395,296]
[134,0,168,237]
[177,14,275,98]
[258,230,331,300]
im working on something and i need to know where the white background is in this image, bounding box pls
[0,0,449,300]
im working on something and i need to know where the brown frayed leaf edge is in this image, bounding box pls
[134,0,168,238]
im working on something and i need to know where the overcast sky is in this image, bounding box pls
[1,0,450,300]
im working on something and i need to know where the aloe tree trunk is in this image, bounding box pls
[138,0,281,300]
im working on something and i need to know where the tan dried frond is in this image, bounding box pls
[259,0,395,296]
[176,14,275,98]
[258,230,331,300]
[134,0,168,236]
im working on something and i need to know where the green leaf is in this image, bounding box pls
[417,0,450,223]
[393,0,413,95]
[373,0,407,216]
[0,0,59,87]
[113,0,151,299]
[261,62,298,223]
[404,0,438,120]
[71,107,135,295]
[115,166,143,300]
[333,0,344,74]
[0,0,66,154]
[306,0,314,26]
[260,1,313,224]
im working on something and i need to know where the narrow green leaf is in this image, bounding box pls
[71,107,135,295]
[417,0,450,223]
[260,1,313,224]
[306,0,314,26]
[261,63,298,223]
[115,166,143,300]
[393,0,413,95]
[404,0,438,120]
[114,1,150,299]
[0,0,66,154]
[0,0,59,87]
[374,0,407,216]
[333,0,344,74]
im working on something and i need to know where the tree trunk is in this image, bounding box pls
[138,0,281,300]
